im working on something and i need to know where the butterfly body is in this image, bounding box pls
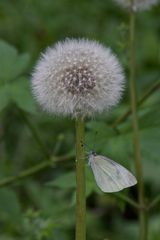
[89,152,137,193]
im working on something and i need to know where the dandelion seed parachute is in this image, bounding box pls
[31,39,124,118]
[114,0,158,11]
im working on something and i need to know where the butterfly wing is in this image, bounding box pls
[90,154,137,193]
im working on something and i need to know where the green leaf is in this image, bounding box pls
[0,40,30,83]
[0,77,37,113]
[0,188,21,223]
[47,166,100,197]
[0,85,11,111]
[139,105,160,129]
[0,41,32,112]
[47,171,76,189]
[11,77,37,113]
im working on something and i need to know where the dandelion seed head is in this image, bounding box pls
[31,39,125,118]
[114,0,158,11]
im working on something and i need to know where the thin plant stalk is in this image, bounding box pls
[112,78,160,128]
[75,116,86,240]
[0,153,72,187]
[129,5,148,240]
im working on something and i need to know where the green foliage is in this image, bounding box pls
[0,41,29,82]
[47,166,100,197]
[0,40,36,113]
[0,0,159,239]
[0,188,21,224]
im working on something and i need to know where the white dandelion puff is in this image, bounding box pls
[31,39,125,118]
[114,0,158,11]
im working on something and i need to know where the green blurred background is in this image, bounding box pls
[0,0,160,239]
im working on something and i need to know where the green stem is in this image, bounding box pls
[113,193,139,209]
[75,116,86,240]
[148,194,160,210]
[0,153,73,187]
[17,107,50,159]
[129,7,147,240]
[112,79,160,128]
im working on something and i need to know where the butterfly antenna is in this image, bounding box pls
[93,131,98,152]
[81,141,90,155]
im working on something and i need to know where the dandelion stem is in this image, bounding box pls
[129,6,147,240]
[75,116,86,240]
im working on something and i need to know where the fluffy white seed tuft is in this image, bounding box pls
[114,0,158,11]
[31,39,125,118]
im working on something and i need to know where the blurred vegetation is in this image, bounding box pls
[0,0,160,239]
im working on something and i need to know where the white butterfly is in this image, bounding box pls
[88,152,137,193]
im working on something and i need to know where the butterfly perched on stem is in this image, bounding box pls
[88,152,137,193]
